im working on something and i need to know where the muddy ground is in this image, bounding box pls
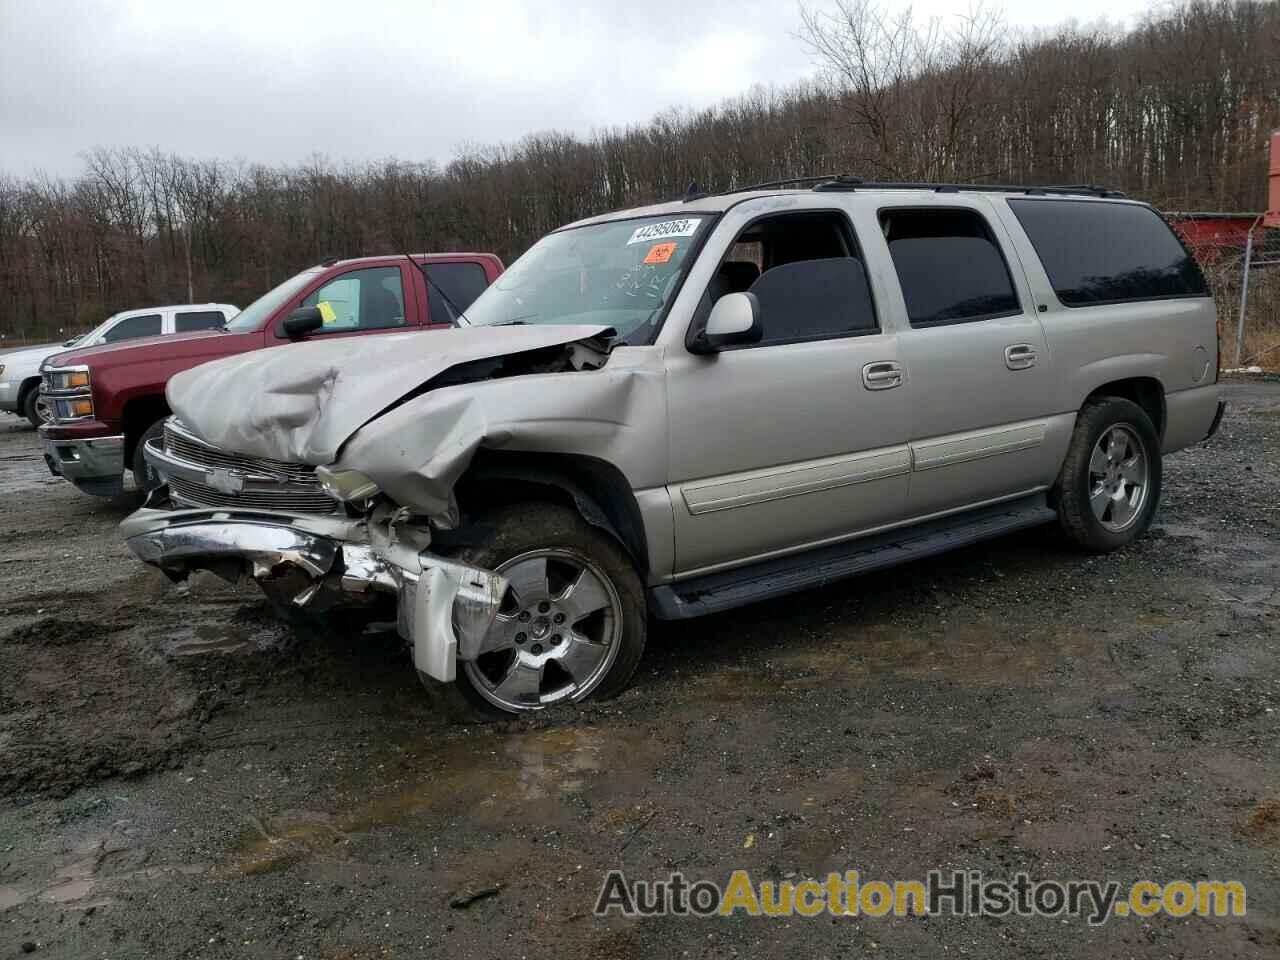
[1,379,1277,959]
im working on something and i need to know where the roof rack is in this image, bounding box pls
[713,175,1123,199]
[716,174,844,196]
[810,177,1125,199]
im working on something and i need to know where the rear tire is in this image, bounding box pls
[1053,397,1161,552]
[418,501,646,721]
[131,419,167,494]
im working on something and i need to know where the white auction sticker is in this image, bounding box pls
[626,219,702,245]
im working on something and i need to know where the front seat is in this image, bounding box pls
[707,260,761,304]
[361,284,404,328]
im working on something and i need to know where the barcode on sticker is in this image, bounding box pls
[627,219,701,245]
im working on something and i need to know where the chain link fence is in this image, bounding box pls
[1232,222,1280,369]
[1179,222,1280,371]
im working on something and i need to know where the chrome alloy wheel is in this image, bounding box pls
[1088,423,1149,532]
[34,396,52,424]
[462,548,623,712]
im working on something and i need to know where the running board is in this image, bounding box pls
[649,494,1057,620]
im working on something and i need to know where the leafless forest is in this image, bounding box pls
[1,0,1277,342]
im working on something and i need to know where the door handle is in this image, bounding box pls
[862,361,903,390]
[1004,343,1037,370]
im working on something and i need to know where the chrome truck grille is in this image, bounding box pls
[161,420,339,515]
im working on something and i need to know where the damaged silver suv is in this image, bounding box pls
[123,180,1225,718]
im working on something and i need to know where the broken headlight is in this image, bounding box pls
[315,466,381,503]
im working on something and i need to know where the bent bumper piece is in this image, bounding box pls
[124,509,507,683]
[40,431,125,496]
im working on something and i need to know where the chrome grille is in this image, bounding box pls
[168,475,338,514]
[164,427,316,484]
[162,420,339,515]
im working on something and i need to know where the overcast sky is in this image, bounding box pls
[1,0,1161,179]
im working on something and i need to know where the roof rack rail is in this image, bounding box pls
[717,174,844,196]
[811,179,1125,199]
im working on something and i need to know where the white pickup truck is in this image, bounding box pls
[0,303,238,426]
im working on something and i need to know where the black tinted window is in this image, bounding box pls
[1008,199,1208,306]
[880,209,1020,326]
[174,310,226,332]
[102,313,161,342]
[425,262,490,324]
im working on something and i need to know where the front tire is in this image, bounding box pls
[1053,397,1162,551]
[131,419,167,494]
[419,502,646,721]
[22,387,50,428]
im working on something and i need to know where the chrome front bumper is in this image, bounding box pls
[122,506,508,683]
[40,431,126,496]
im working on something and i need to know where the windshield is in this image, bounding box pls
[463,214,713,343]
[79,314,124,346]
[224,268,323,333]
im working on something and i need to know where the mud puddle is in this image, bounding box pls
[231,725,661,876]
[0,826,206,913]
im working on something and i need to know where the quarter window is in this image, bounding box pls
[102,313,162,342]
[702,211,878,346]
[302,267,406,332]
[174,310,227,333]
[1007,199,1208,306]
[879,208,1020,326]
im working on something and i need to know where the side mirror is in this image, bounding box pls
[688,292,762,355]
[282,306,324,339]
[62,335,82,347]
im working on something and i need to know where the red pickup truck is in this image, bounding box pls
[39,253,503,497]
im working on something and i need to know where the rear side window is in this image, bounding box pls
[1008,199,1208,306]
[102,313,161,343]
[879,208,1020,326]
[425,262,490,324]
[174,310,226,333]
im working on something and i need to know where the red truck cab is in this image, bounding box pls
[39,253,503,497]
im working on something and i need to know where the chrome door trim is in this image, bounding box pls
[671,484,1051,580]
[911,419,1048,472]
[680,445,912,516]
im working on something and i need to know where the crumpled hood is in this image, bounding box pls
[166,324,612,464]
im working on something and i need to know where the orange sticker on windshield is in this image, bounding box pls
[643,242,677,265]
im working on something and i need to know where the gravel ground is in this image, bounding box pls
[1,378,1277,958]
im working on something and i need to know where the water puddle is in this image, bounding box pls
[164,620,291,657]
[0,830,206,913]
[230,725,658,876]
[0,450,60,496]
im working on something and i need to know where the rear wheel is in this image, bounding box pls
[419,502,646,721]
[1053,397,1161,551]
[21,387,50,428]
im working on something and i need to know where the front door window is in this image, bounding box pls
[302,267,406,332]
